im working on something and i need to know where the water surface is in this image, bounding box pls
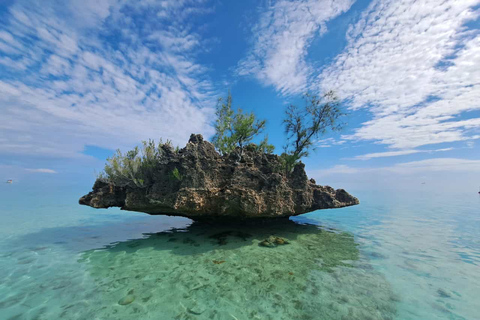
[0,184,478,319]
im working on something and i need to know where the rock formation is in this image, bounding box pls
[79,134,359,220]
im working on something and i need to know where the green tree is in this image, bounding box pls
[282,91,345,174]
[212,92,274,155]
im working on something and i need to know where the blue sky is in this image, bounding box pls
[0,0,479,190]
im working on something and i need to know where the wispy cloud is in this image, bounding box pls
[317,137,346,148]
[237,0,480,163]
[317,158,480,176]
[25,168,57,174]
[0,0,217,159]
[237,0,355,95]
[466,141,475,148]
[351,148,453,160]
[393,158,480,173]
[317,0,480,150]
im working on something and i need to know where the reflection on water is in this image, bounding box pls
[0,219,396,320]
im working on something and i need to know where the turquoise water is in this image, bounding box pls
[0,183,479,319]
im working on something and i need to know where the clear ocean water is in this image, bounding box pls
[0,182,479,320]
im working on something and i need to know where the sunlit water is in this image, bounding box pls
[0,183,478,319]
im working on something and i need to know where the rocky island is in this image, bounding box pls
[80,134,359,221]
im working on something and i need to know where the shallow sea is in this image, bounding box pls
[0,183,479,320]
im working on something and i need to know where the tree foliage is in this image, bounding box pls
[98,91,345,189]
[212,92,274,155]
[170,167,183,181]
[282,91,345,174]
[98,139,172,188]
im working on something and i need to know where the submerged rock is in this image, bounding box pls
[259,239,276,248]
[437,288,452,298]
[118,295,135,306]
[79,134,359,220]
[259,236,290,247]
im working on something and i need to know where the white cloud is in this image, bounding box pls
[0,0,217,159]
[0,56,32,70]
[238,0,355,95]
[351,147,453,160]
[318,164,360,174]
[466,141,475,148]
[25,168,57,174]
[318,0,480,150]
[316,158,480,176]
[237,0,480,156]
[316,137,346,148]
[308,157,480,191]
[352,149,420,160]
[392,158,480,173]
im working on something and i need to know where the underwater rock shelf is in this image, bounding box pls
[80,134,359,220]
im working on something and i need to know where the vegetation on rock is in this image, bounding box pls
[212,91,274,155]
[170,167,183,181]
[281,91,345,174]
[98,139,174,188]
[96,90,345,189]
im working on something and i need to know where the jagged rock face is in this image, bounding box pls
[79,134,359,220]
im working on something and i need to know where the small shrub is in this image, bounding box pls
[99,139,173,188]
[170,167,183,181]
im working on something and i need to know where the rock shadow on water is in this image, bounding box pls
[75,217,398,320]
[96,218,358,260]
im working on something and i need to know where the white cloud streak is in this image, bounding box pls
[318,0,480,150]
[237,0,480,161]
[317,158,480,176]
[238,0,355,95]
[25,168,57,174]
[316,137,346,148]
[351,147,453,160]
[0,0,217,159]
